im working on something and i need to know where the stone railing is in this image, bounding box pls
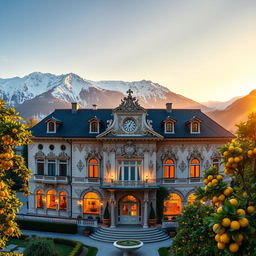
[101,179,159,189]
[34,175,69,184]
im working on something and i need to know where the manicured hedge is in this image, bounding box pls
[158,247,170,256]
[17,220,77,234]
[53,238,97,256]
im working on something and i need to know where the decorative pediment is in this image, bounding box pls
[86,150,102,161]
[211,151,221,159]
[58,152,70,160]
[45,116,62,124]
[35,151,45,159]
[187,149,204,161]
[88,116,101,123]
[161,150,178,162]
[46,152,57,159]
[162,117,177,123]
[114,89,146,113]
[186,116,202,125]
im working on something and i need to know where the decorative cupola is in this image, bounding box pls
[186,116,202,134]
[45,117,62,133]
[88,116,100,133]
[163,117,176,134]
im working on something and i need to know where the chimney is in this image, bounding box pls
[166,103,172,113]
[92,104,98,110]
[71,102,79,113]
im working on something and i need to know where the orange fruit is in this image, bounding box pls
[228,157,234,163]
[220,233,230,244]
[217,207,223,213]
[243,192,248,197]
[212,196,218,203]
[229,199,238,206]
[213,223,220,233]
[218,194,225,201]
[224,188,231,196]
[208,182,213,187]
[218,228,225,235]
[247,206,255,214]
[212,179,218,185]
[229,146,235,151]
[208,175,213,181]
[239,218,249,228]
[247,150,253,157]
[237,209,246,216]
[203,179,208,185]
[215,234,221,242]
[234,157,241,163]
[232,234,243,242]
[222,218,231,227]
[217,242,226,250]
[230,221,240,230]
[223,151,229,157]
[229,243,239,253]
[253,148,256,154]
[216,175,223,180]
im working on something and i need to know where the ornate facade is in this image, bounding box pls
[28,90,234,227]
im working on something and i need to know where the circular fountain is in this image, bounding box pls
[113,240,143,256]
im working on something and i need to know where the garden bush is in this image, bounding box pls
[23,238,57,256]
[17,220,77,234]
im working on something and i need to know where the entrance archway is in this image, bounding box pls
[118,195,141,225]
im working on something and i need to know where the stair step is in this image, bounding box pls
[90,227,170,244]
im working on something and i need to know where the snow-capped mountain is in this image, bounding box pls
[0,72,210,119]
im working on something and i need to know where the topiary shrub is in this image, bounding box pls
[156,187,169,223]
[149,202,156,219]
[24,238,57,256]
[171,201,223,256]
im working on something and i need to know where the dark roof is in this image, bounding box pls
[31,108,235,139]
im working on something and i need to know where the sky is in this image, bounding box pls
[0,0,256,102]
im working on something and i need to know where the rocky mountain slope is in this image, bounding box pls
[0,72,210,119]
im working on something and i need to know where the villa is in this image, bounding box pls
[27,90,234,227]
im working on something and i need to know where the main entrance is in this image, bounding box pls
[118,195,141,225]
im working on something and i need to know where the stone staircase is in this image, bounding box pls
[90,227,170,243]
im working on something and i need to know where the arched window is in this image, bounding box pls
[83,192,100,214]
[59,191,67,210]
[46,190,57,209]
[164,193,182,216]
[164,159,175,179]
[191,122,200,133]
[187,193,196,204]
[88,158,99,178]
[212,158,220,171]
[90,121,99,133]
[190,159,200,178]
[36,190,44,208]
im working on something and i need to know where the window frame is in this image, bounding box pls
[190,158,201,178]
[47,159,56,176]
[47,121,56,133]
[164,121,175,134]
[59,159,68,176]
[89,121,99,134]
[36,159,45,175]
[190,121,200,134]
[36,190,44,209]
[88,158,99,178]
[163,159,175,179]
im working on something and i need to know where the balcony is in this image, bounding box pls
[34,175,69,184]
[72,177,100,184]
[101,179,159,189]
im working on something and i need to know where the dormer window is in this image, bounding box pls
[186,116,202,134]
[45,117,62,134]
[47,121,56,133]
[88,117,100,133]
[163,117,176,134]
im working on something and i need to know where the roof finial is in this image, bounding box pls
[127,88,133,96]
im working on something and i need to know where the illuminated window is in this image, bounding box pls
[187,193,196,204]
[46,190,57,209]
[83,192,100,214]
[47,121,56,133]
[88,158,99,178]
[165,122,174,133]
[59,191,67,210]
[212,158,220,171]
[190,159,200,178]
[164,159,175,178]
[59,160,67,176]
[36,190,44,208]
[121,195,137,202]
[118,161,141,181]
[164,193,182,216]
[191,122,200,133]
[90,121,99,133]
[37,159,44,175]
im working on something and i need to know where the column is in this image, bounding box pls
[143,190,149,228]
[110,190,116,228]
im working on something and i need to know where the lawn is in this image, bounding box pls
[7,238,73,256]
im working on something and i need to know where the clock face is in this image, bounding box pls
[123,119,137,133]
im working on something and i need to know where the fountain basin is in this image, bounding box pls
[113,240,143,256]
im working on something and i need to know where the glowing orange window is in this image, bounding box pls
[164,193,182,215]
[36,190,44,208]
[190,159,200,178]
[46,190,57,209]
[59,191,67,210]
[88,158,99,178]
[164,159,175,178]
[83,192,100,214]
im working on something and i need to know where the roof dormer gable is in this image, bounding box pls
[88,116,100,133]
[45,117,62,133]
[163,117,176,134]
[186,116,202,134]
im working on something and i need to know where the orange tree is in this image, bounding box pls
[0,99,31,248]
[196,113,256,255]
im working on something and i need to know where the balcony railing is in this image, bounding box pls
[34,175,69,184]
[101,179,159,189]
